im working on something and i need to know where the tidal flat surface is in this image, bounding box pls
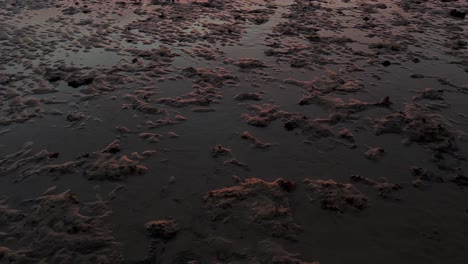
[0,0,467,263]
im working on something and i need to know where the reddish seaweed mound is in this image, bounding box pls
[204,178,300,239]
[156,67,237,108]
[374,104,454,148]
[241,131,273,149]
[1,140,150,182]
[0,191,121,264]
[145,219,179,240]
[303,179,368,212]
[242,104,334,139]
[350,175,402,199]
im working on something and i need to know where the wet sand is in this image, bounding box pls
[0,0,467,263]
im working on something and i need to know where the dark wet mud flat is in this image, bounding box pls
[0,0,467,263]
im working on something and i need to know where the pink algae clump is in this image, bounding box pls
[374,104,454,147]
[0,191,121,264]
[233,58,266,69]
[145,219,179,240]
[242,104,283,127]
[211,144,233,157]
[350,175,402,199]
[364,147,385,160]
[303,179,368,212]
[241,131,273,149]
[204,178,300,240]
[233,92,262,101]
[242,104,334,139]
[84,155,147,181]
[156,67,236,108]
[5,140,149,182]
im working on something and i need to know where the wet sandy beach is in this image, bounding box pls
[0,0,467,263]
